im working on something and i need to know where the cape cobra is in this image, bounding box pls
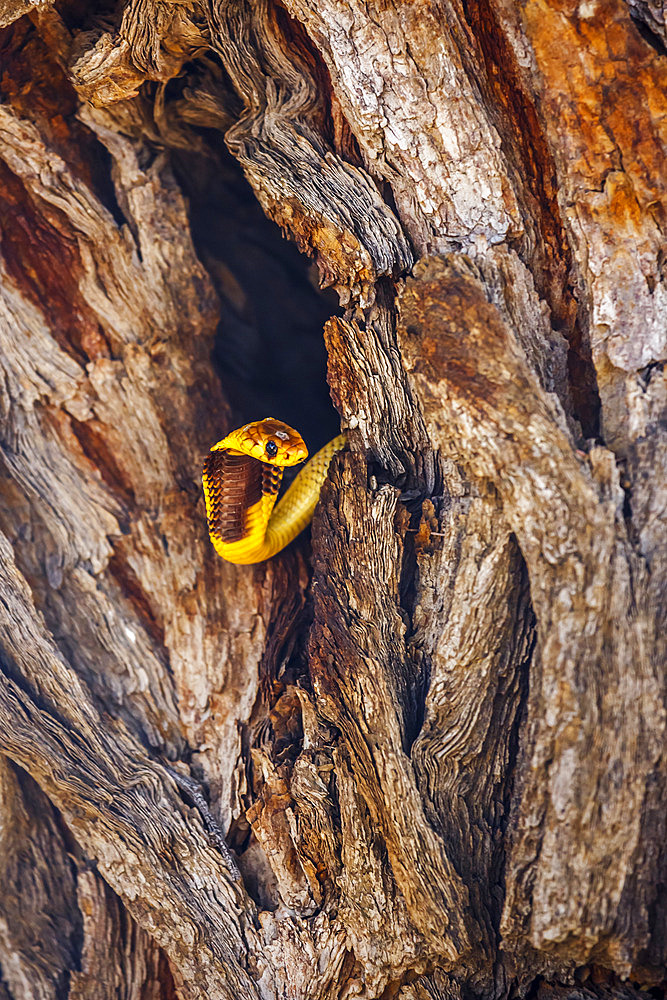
[202,418,346,564]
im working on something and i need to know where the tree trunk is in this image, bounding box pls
[0,2,664,998]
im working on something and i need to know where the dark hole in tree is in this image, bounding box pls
[171,134,341,457]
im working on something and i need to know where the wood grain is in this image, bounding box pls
[0,3,664,997]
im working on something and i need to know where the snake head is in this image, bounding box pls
[221,418,309,467]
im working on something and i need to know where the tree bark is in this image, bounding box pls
[0,2,664,999]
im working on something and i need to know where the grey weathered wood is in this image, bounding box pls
[399,255,665,978]
[0,2,664,998]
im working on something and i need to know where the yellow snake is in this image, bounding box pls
[202,418,346,564]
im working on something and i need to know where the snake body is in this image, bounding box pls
[202,418,346,564]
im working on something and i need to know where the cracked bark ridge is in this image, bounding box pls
[68,3,208,107]
[306,449,535,992]
[280,0,525,256]
[0,758,176,1000]
[398,255,666,981]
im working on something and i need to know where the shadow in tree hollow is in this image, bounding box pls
[172,134,342,457]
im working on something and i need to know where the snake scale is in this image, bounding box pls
[202,418,346,564]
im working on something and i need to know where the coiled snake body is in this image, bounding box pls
[202,418,346,564]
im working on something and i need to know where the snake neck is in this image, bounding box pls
[262,433,347,558]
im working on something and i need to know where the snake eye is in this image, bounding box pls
[265,440,278,458]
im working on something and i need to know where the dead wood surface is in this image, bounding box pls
[0,2,664,999]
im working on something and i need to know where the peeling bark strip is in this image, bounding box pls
[208,0,413,304]
[399,255,666,978]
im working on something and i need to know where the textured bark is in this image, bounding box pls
[0,2,664,1000]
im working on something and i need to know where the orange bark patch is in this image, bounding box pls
[403,269,508,409]
[523,0,667,208]
[323,317,357,419]
[0,160,109,362]
[603,172,643,232]
[463,0,599,433]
